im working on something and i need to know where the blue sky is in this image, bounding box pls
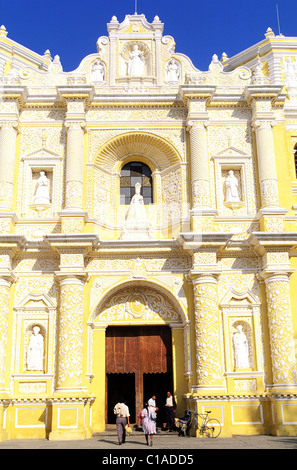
[1,0,296,72]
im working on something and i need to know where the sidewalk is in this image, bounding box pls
[0,428,297,449]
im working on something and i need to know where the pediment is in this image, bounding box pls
[214,146,250,158]
[16,292,56,309]
[220,288,259,307]
[22,147,62,160]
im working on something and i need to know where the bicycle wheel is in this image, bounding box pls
[203,419,221,438]
[186,418,197,437]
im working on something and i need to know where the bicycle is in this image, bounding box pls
[186,410,221,438]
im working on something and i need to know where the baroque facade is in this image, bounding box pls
[1,14,297,440]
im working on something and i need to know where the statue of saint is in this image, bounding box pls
[26,326,44,371]
[224,170,240,203]
[232,325,250,369]
[126,182,147,222]
[166,59,180,82]
[33,171,50,204]
[91,60,105,83]
[128,45,145,77]
[283,57,297,101]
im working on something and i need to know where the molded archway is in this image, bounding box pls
[93,131,182,171]
[88,279,190,432]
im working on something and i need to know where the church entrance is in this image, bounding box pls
[105,326,173,425]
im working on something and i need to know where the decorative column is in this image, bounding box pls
[187,120,211,210]
[0,238,24,392]
[0,237,25,442]
[0,276,12,392]
[152,16,164,86]
[253,120,279,209]
[57,87,92,233]
[191,273,224,392]
[0,87,26,233]
[180,86,216,232]
[0,121,18,212]
[55,275,86,392]
[64,120,85,211]
[263,271,297,389]
[248,86,286,231]
[46,233,98,440]
[249,232,297,435]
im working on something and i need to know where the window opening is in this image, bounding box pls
[120,162,153,204]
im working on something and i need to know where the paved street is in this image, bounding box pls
[0,428,297,450]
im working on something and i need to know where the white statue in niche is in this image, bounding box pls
[126,182,147,222]
[224,170,240,203]
[26,326,44,371]
[283,57,297,101]
[128,45,145,77]
[33,171,50,204]
[232,325,250,369]
[91,59,105,83]
[166,59,180,83]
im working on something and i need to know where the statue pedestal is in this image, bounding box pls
[120,221,152,240]
[224,201,245,215]
[30,203,51,217]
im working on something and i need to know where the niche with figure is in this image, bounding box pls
[30,168,53,216]
[231,321,253,371]
[120,42,151,77]
[91,59,106,84]
[25,324,46,373]
[222,168,244,214]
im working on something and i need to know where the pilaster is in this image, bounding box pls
[45,233,98,440]
[181,233,232,395]
[247,85,287,231]
[180,86,217,233]
[0,87,26,232]
[0,236,25,442]
[249,233,297,394]
[57,87,93,233]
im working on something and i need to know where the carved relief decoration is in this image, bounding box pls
[97,286,181,324]
[265,277,297,385]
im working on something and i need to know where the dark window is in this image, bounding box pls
[120,162,153,204]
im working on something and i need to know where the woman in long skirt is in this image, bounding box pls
[141,403,156,446]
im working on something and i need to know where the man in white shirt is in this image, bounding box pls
[165,391,176,432]
[148,395,158,420]
[114,400,130,445]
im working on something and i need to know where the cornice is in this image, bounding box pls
[178,232,233,251]
[44,233,99,251]
[0,85,28,105]
[247,232,297,256]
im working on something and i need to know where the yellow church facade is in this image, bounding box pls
[1,14,297,440]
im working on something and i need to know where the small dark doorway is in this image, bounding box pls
[143,372,172,426]
[106,373,136,423]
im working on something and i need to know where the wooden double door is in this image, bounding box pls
[106,325,173,424]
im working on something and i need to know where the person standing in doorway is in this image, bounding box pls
[165,391,176,432]
[148,394,158,422]
[114,399,130,445]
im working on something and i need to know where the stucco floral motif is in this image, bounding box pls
[193,279,222,386]
[265,277,297,385]
[56,280,84,388]
[98,287,180,323]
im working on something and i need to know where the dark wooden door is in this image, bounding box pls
[105,326,172,424]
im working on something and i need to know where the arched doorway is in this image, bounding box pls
[89,281,189,432]
[105,325,173,425]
